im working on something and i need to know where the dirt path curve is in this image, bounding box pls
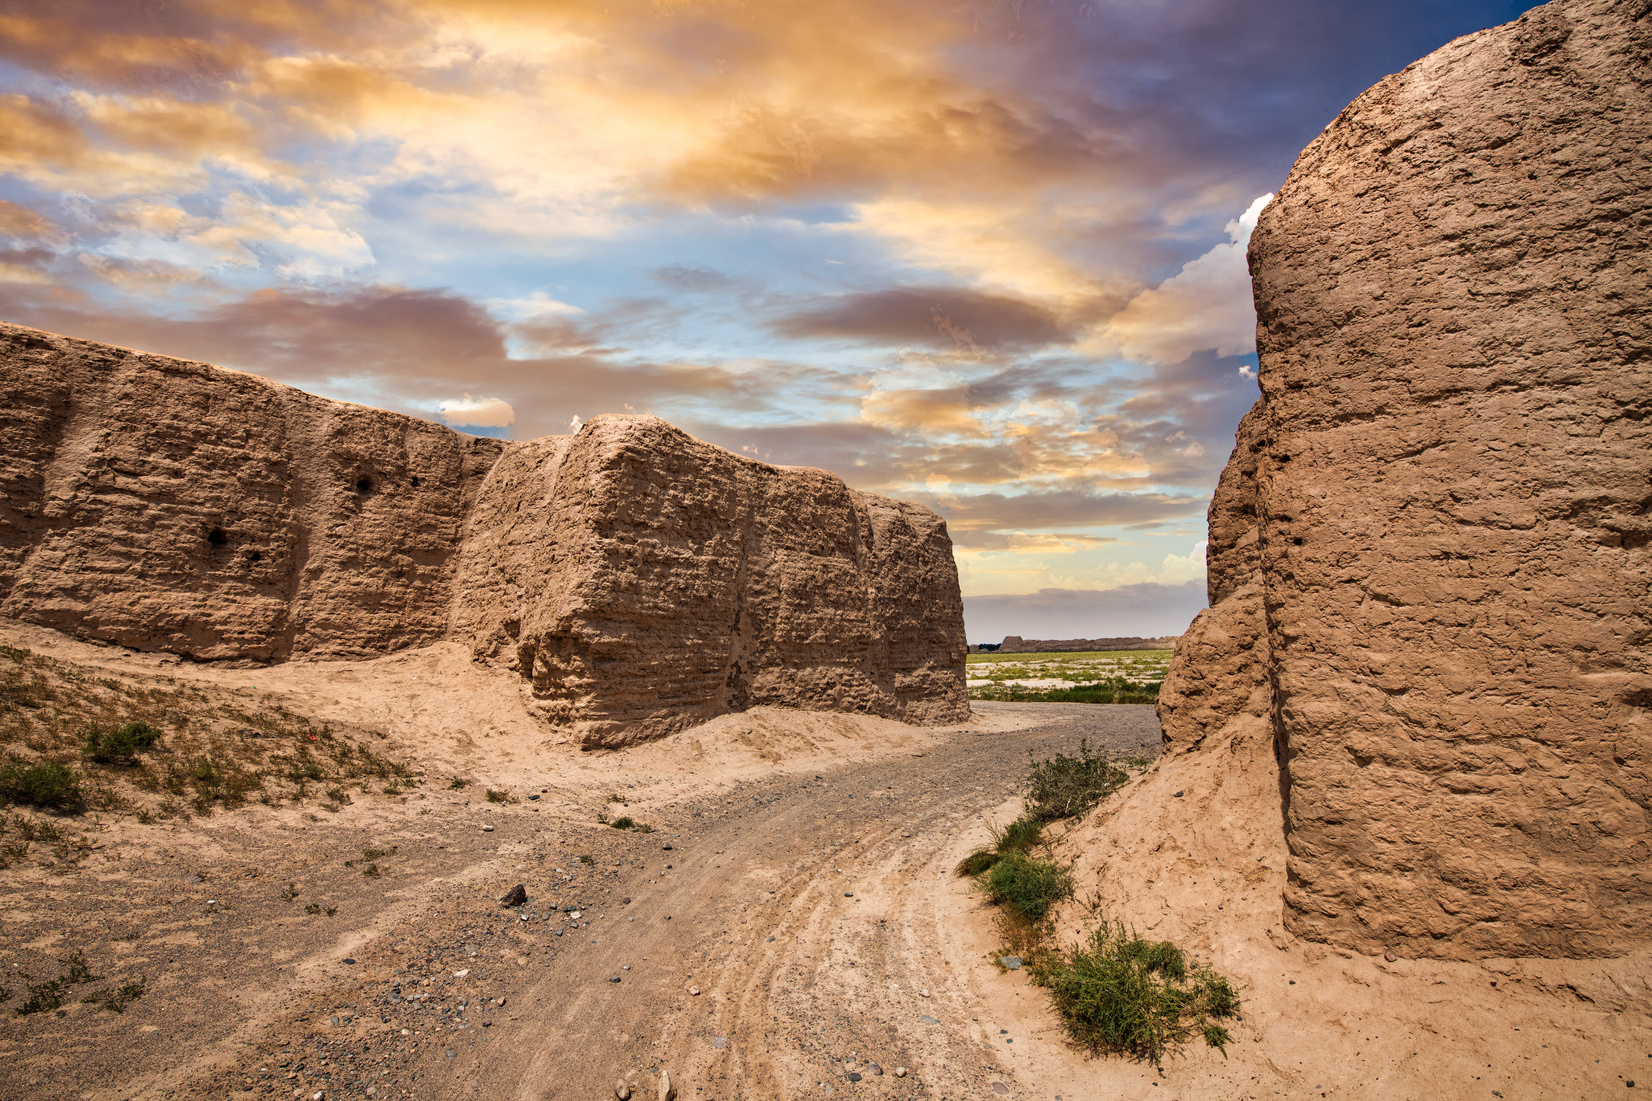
[483,703,1159,1101]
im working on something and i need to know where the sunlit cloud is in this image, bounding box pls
[1107,193,1273,365]
[437,393,515,428]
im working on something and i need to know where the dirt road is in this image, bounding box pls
[1,703,1159,1101]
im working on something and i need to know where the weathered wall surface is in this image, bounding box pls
[0,323,967,743]
[1160,0,1652,959]
[451,416,969,746]
[0,322,505,660]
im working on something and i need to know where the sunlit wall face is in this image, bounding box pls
[0,0,1526,641]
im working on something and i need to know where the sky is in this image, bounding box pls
[0,0,1529,643]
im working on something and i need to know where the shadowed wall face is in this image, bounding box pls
[0,323,967,742]
[1162,0,1652,959]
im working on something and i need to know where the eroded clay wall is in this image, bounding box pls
[1162,0,1652,958]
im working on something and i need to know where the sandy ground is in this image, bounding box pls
[1,627,1647,1101]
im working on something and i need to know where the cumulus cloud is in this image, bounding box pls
[437,394,515,428]
[1106,193,1272,365]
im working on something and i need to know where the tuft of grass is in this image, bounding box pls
[84,977,145,1013]
[448,776,472,790]
[956,814,1045,876]
[1024,739,1133,822]
[484,788,509,804]
[1028,920,1240,1065]
[360,863,381,878]
[610,816,634,829]
[577,854,594,865]
[978,850,1073,922]
[84,721,163,764]
[17,978,63,1015]
[606,793,624,803]
[0,758,85,811]
[304,903,321,914]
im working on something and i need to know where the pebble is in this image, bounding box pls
[688,986,700,996]
[894,1068,907,1078]
[658,1070,677,1101]
[1000,956,1022,970]
[991,1083,1009,1095]
[844,892,854,897]
[919,1015,940,1025]
[342,958,357,965]
[453,969,470,979]
[767,936,776,943]
[1384,950,1397,962]
[661,843,674,851]
[846,1073,862,1083]
[616,1080,631,1100]
[711,1036,727,1049]
[500,884,528,908]
[864,1063,884,1076]
[610,975,622,983]
[482,824,495,832]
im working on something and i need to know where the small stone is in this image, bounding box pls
[844,892,854,897]
[766,936,775,943]
[500,884,527,908]
[1384,950,1397,962]
[443,1049,456,1059]
[496,997,507,1007]
[893,1068,907,1078]
[482,824,495,832]
[846,1073,862,1083]
[661,843,674,851]
[711,1036,727,1049]
[610,975,622,983]
[186,874,203,884]
[688,986,700,996]
[616,1079,631,1100]
[454,969,470,979]
[991,1084,1009,1096]
[919,989,930,998]
[865,1063,883,1076]
[342,958,357,965]
[1172,791,1185,798]
[528,794,540,800]
[919,1015,940,1025]
[1000,956,1022,970]
[659,1070,677,1101]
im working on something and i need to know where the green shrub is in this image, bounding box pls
[485,788,509,803]
[1029,920,1240,1065]
[610,816,635,829]
[979,851,1073,922]
[84,721,162,764]
[1024,739,1131,821]
[0,758,85,811]
[956,815,1045,877]
[17,978,63,1015]
[956,849,999,876]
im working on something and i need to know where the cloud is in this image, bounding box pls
[437,394,515,428]
[1106,193,1272,365]
[963,579,1208,643]
[771,285,1070,353]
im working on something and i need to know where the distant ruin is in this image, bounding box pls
[969,635,1180,654]
[1158,0,1651,958]
[0,322,969,746]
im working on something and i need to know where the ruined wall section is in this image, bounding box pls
[452,416,969,747]
[1159,0,1652,959]
[0,322,506,660]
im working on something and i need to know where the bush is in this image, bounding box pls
[956,815,1045,876]
[485,788,509,803]
[0,758,85,811]
[610,816,635,829]
[979,850,1073,922]
[1024,739,1132,821]
[1029,920,1239,1065]
[84,721,162,764]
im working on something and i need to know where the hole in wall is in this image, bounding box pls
[206,528,227,547]
[356,476,374,493]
